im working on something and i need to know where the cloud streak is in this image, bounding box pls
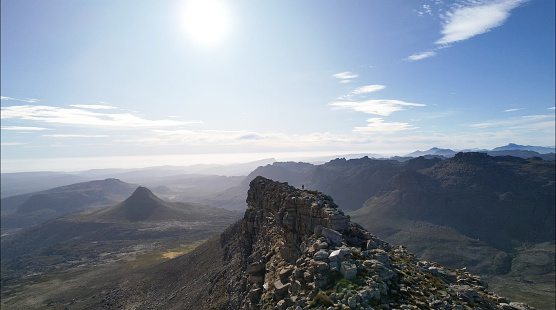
[330,99,426,116]
[1,142,27,146]
[332,71,358,83]
[351,85,386,95]
[43,134,110,138]
[113,129,364,149]
[1,105,201,128]
[1,96,39,103]
[469,114,553,129]
[1,126,50,131]
[70,104,118,110]
[406,51,436,61]
[353,118,418,133]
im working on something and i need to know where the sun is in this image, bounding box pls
[182,0,232,46]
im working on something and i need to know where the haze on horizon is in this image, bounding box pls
[1,0,555,173]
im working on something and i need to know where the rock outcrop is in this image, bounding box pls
[123,176,536,310]
[221,176,536,310]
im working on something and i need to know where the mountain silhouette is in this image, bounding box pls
[96,186,189,222]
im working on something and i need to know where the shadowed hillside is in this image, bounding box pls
[56,177,536,309]
[0,187,240,287]
[1,178,138,231]
[351,153,555,308]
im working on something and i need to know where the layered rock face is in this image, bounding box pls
[232,176,534,310]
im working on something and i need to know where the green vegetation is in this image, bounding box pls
[310,291,334,307]
[127,241,204,269]
[329,269,343,282]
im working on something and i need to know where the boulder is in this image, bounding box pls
[341,262,357,280]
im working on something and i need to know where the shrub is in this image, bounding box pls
[310,291,334,307]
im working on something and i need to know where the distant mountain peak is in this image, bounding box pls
[119,186,167,222]
[492,143,555,154]
[405,147,456,157]
[129,186,156,199]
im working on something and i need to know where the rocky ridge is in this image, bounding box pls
[231,176,534,310]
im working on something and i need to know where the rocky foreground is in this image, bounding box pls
[111,176,536,310]
[231,176,535,310]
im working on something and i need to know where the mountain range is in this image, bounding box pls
[0,145,554,309]
[1,178,138,233]
[1,186,239,288]
[3,177,539,309]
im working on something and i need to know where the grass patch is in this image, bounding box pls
[127,240,205,269]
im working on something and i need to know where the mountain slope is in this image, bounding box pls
[1,178,138,231]
[92,186,183,222]
[98,177,536,310]
[350,153,555,308]
[220,156,441,212]
[351,153,554,263]
[1,187,239,274]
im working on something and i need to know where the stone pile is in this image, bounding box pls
[236,177,535,310]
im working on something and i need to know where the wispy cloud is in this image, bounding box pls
[470,114,553,129]
[406,51,437,61]
[113,129,361,149]
[1,96,39,103]
[504,108,524,112]
[351,85,386,95]
[436,0,528,45]
[1,126,50,131]
[407,0,527,61]
[70,104,118,110]
[353,118,418,133]
[1,105,201,128]
[416,4,433,17]
[548,107,555,110]
[332,72,358,83]
[43,134,110,138]
[330,99,426,116]
[0,142,27,146]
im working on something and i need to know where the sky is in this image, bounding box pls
[1,0,555,172]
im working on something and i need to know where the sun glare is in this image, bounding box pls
[182,0,231,46]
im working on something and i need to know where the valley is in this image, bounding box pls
[1,147,554,309]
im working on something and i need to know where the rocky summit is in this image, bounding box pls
[135,176,535,310]
[232,177,536,310]
[97,176,536,310]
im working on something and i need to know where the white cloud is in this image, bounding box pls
[330,99,426,116]
[1,105,200,128]
[416,4,433,17]
[436,0,528,45]
[1,96,39,103]
[0,142,27,146]
[112,128,361,149]
[43,134,110,138]
[70,104,118,110]
[406,0,527,61]
[332,72,358,83]
[469,114,553,129]
[548,107,555,110]
[332,72,358,79]
[406,51,437,61]
[504,108,524,112]
[351,85,386,95]
[354,118,418,133]
[1,126,50,131]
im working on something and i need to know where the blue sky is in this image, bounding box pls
[1,0,555,172]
